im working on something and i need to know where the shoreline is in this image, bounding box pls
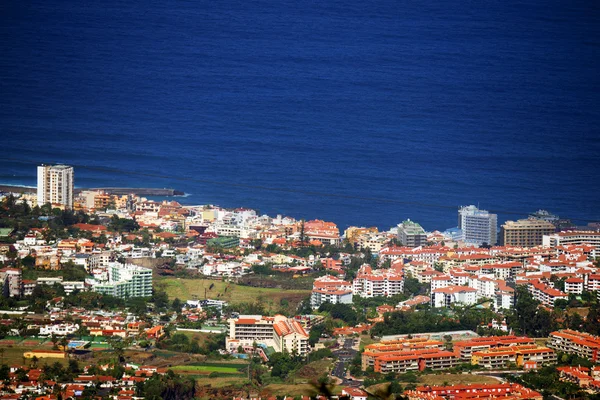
[0,185,184,197]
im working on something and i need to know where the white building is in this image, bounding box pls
[543,231,600,253]
[311,275,353,308]
[352,264,404,298]
[226,314,310,356]
[92,263,152,298]
[37,164,74,209]
[39,323,79,336]
[432,285,478,308]
[458,205,497,246]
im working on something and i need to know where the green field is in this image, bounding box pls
[419,374,499,386]
[0,347,70,367]
[159,277,310,312]
[170,365,242,374]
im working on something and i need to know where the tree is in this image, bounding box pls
[299,219,306,245]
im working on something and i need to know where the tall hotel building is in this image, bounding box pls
[458,205,497,246]
[37,165,74,209]
[501,218,556,247]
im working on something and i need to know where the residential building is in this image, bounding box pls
[544,231,600,251]
[37,164,74,209]
[458,205,497,246]
[431,285,478,308]
[548,329,600,362]
[501,218,556,247]
[397,219,427,247]
[527,279,567,307]
[92,263,152,298]
[352,264,404,298]
[453,335,534,361]
[311,275,353,308]
[39,323,79,336]
[565,277,584,294]
[362,337,445,370]
[369,348,459,373]
[226,314,310,355]
[0,268,22,297]
[404,383,542,400]
[471,345,556,369]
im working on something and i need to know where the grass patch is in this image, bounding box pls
[170,365,242,374]
[418,373,499,386]
[263,383,319,397]
[0,347,69,367]
[188,361,249,368]
[159,277,310,313]
[294,359,333,381]
[359,334,376,350]
[194,375,249,388]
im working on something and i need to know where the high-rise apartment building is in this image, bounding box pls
[93,263,153,298]
[501,218,556,247]
[37,165,74,209]
[397,219,427,247]
[458,205,497,246]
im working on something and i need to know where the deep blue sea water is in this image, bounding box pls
[1,0,599,231]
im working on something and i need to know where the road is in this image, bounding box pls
[331,337,362,388]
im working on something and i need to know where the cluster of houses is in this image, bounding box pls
[309,242,599,311]
[0,363,168,399]
[361,335,556,374]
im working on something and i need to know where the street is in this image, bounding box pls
[331,337,362,387]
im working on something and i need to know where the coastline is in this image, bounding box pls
[0,184,184,197]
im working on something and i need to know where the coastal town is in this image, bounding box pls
[0,165,599,400]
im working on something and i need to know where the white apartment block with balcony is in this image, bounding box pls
[352,264,404,298]
[37,164,74,209]
[226,314,310,356]
[311,275,353,308]
[39,323,79,336]
[458,205,497,246]
[544,231,600,252]
[432,285,478,308]
[92,262,152,298]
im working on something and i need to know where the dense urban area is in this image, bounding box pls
[0,164,599,400]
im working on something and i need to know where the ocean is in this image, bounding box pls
[1,0,599,231]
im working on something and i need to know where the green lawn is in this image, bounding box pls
[419,374,499,386]
[159,277,310,312]
[170,365,242,374]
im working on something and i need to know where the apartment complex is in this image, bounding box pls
[310,275,353,308]
[367,347,459,373]
[501,218,556,247]
[93,263,153,298]
[397,219,427,247]
[352,264,404,298]
[37,164,74,209]
[226,314,310,355]
[405,383,542,400]
[471,344,556,369]
[548,329,600,362]
[453,335,534,361]
[431,285,478,308]
[458,205,497,246]
[527,279,567,307]
[543,231,600,251]
[0,268,22,297]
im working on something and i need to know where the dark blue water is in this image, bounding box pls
[1,0,599,231]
